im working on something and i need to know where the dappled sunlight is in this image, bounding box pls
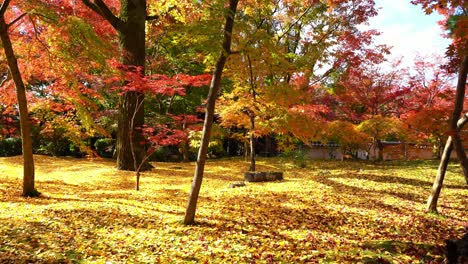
[0,156,466,263]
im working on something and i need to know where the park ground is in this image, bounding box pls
[0,155,467,263]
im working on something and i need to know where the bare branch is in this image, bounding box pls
[0,71,9,87]
[7,12,27,28]
[0,0,10,17]
[81,0,124,31]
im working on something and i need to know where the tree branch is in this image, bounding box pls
[81,0,124,31]
[0,0,10,17]
[457,112,468,127]
[7,12,27,28]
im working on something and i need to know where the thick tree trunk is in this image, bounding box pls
[116,91,147,170]
[115,0,148,171]
[249,114,256,171]
[184,0,239,225]
[427,55,468,212]
[0,13,37,197]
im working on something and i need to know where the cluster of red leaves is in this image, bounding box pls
[140,125,186,150]
[140,114,203,152]
[106,59,211,97]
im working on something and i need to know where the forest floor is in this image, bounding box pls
[0,155,466,263]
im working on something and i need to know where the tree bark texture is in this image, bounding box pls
[115,0,147,170]
[82,0,148,171]
[426,136,453,213]
[0,4,37,197]
[247,54,256,172]
[184,0,239,225]
[450,55,468,184]
[249,113,256,171]
[427,56,468,212]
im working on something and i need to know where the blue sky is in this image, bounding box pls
[366,0,451,66]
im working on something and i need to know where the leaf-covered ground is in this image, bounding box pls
[0,155,466,263]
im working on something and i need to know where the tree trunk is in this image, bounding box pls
[427,136,452,212]
[449,55,468,184]
[0,12,37,197]
[81,0,149,171]
[244,140,249,161]
[377,140,384,161]
[181,117,190,162]
[136,171,140,191]
[116,91,147,170]
[427,55,468,212]
[246,54,256,171]
[249,114,256,171]
[184,0,239,225]
[181,140,190,162]
[115,0,148,171]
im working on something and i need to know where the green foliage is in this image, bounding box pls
[94,138,115,158]
[36,138,78,157]
[49,16,112,67]
[281,148,308,168]
[0,138,22,157]
[149,146,182,162]
[189,126,227,158]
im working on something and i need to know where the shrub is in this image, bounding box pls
[36,138,75,157]
[94,138,115,158]
[280,148,307,168]
[149,146,181,162]
[0,137,22,157]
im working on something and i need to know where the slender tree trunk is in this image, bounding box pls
[0,11,37,197]
[181,141,190,162]
[181,116,190,162]
[427,55,468,212]
[244,140,249,161]
[249,114,255,171]
[427,136,452,212]
[136,171,140,191]
[450,55,468,184]
[184,0,239,225]
[246,54,256,172]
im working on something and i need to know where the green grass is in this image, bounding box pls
[0,155,466,263]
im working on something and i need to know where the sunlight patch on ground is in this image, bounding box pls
[0,155,466,263]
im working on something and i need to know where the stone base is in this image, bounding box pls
[244,171,283,182]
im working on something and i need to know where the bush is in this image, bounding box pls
[94,138,115,158]
[0,137,22,157]
[149,146,181,162]
[36,138,75,157]
[280,148,307,168]
[207,140,226,158]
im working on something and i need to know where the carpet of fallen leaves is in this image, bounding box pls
[0,155,467,263]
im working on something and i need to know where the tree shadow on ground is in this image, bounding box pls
[195,190,448,263]
[0,206,174,263]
